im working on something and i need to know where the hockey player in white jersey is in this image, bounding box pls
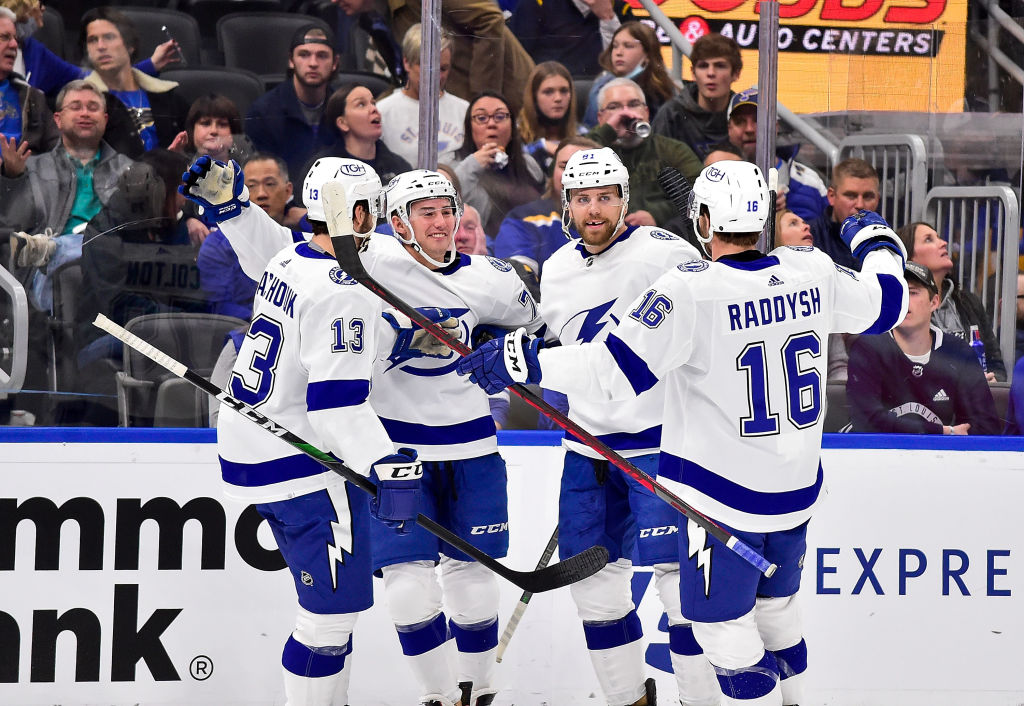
[182,156,456,706]
[540,147,718,706]
[182,159,544,706]
[457,161,909,706]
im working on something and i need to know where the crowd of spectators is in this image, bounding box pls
[0,0,1017,436]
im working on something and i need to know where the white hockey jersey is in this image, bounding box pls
[540,225,702,458]
[538,245,908,532]
[217,240,396,503]
[217,203,543,461]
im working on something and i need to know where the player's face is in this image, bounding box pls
[828,175,879,222]
[569,185,624,252]
[408,197,456,261]
[692,57,739,103]
[55,89,108,143]
[552,144,586,195]
[535,74,572,121]
[469,96,512,150]
[337,86,382,142]
[610,30,645,76]
[911,224,953,278]
[727,106,757,160]
[243,159,292,223]
[897,281,938,332]
[290,42,336,89]
[0,18,17,78]
[777,212,812,247]
[85,19,132,74]
[192,116,233,161]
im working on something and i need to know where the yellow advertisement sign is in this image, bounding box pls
[633,0,968,113]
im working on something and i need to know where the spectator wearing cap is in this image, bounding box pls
[652,32,742,161]
[79,7,188,157]
[808,157,879,271]
[847,261,1000,435]
[725,86,828,224]
[245,24,339,181]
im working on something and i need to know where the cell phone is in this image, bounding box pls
[161,25,187,67]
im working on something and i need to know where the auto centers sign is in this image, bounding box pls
[633,0,969,113]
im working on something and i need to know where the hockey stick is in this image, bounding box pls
[495,526,558,663]
[321,183,778,578]
[92,314,608,594]
[766,167,779,252]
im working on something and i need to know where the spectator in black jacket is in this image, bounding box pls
[847,261,1000,435]
[305,82,411,188]
[510,0,634,77]
[809,157,878,271]
[245,24,338,180]
[895,220,1007,382]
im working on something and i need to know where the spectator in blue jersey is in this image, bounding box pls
[305,82,411,189]
[517,61,583,173]
[652,32,742,162]
[78,8,187,159]
[493,135,600,292]
[582,21,676,129]
[5,0,179,97]
[809,157,879,271]
[895,220,1006,382]
[510,0,635,77]
[725,86,828,224]
[245,24,338,181]
[847,261,999,435]
[0,8,57,156]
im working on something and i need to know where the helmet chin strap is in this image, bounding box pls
[695,216,714,259]
[560,203,575,240]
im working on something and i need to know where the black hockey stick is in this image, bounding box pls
[92,314,608,594]
[321,183,777,578]
[496,526,558,663]
[657,166,692,226]
[766,166,779,252]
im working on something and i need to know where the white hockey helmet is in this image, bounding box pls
[689,160,769,247]
[385,169,463,268]
[303,157,384,233]
[560,147,630,239]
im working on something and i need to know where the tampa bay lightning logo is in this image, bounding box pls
[385,308,470,373]
[485,256,513,272]
[563,299,620,343]
[648,229,679,241]
[677,259,709,273]
[328,267,357,285]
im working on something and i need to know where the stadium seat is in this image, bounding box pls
[101,7,202,68]
[115,312,247,427]
[217,12,332,79]
[823,381,851,432]
[573,76,594,122]
[33,6,66,61]
[161,66,265,117]
[330,70,394,99]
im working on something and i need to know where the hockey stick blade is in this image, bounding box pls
[92,314,607,593]
[496,526,559,662]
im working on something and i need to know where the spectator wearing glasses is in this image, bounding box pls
[582,21,676,129]
[586,77,701,228]
[454,91,544,235]
[0,7,58,157]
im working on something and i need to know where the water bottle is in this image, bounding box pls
[969,325,987,372]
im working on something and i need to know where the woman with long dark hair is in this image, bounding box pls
[454,91,544,235]
[518,61,580,173]
[583,21,677,128]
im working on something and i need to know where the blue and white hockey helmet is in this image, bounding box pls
[688,160,769,243]
[384,169,463,267]
[560,147,630,238]
[303,157,384,232]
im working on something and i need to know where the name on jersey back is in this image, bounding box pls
[726,286,821,331]
[256,270,297,318]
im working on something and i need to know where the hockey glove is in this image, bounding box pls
[178,155,249,222]
[840,210,907,264]
[383,307,460,359]
[369,447,423,533]
[455,327,543,394]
